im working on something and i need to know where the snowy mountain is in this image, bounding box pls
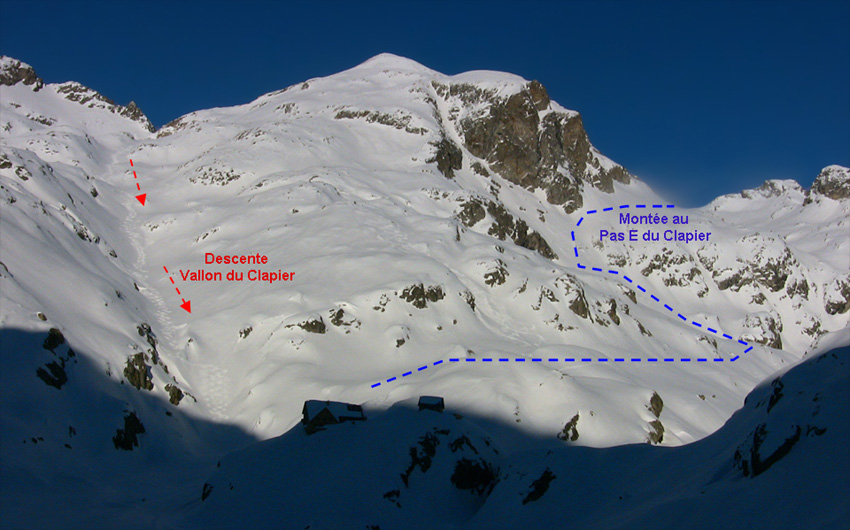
[1,53,848,528]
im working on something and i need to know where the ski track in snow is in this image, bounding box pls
[119,154,180,350]
[194,362,231,420]
[370,203,753,389]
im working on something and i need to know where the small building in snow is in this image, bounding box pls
[301,400,366,430]
[418,396,445,412]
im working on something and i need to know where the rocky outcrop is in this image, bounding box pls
[742,312,783,350]
[437,79,630,213]
[522,468,556,505]
[112,411,145,450]
[400,284,445,309]
[426,134,462,179]
[825,276,850,315]
[557,413,580,442]
[56,81,155,132]
[646,391,665,444]
[809,165,850,201]
[0,56,43,90]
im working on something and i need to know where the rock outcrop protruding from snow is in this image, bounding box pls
[0,56,43,90]
[810,165,850,201]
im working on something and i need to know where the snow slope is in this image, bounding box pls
[1,53,848,528]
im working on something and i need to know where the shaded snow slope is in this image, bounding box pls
[189,339,850,529]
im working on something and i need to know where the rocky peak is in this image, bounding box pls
[0,56,43,90]
[741,179,804,199]
[435,78,631,213]
[809,165,850,201]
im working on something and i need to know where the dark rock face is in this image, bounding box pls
[648,391,664,419]
[0,57,43,90]
[484,200,557,259]
[441,80,630,213]
[450,457,499,495]
[647,420,665,444]
[165,383,184,405]
[36,361,68,389]
[735,423,802,478]
[810,166,850,200]
[522,468,556,505]
[825,276,850,315]
[426,135,463,179]
[124,352,153,391]
[112,411,145,450]
[400,284,445,309]
[646,392,665,444]
[557,413,580,442]
[36,328,75,389]
[298,317,326,334]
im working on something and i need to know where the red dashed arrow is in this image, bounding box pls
[129,159,147,206]
[163,266,192,313]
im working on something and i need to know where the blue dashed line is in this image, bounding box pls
[483,358,492,362]
[371,202,748,388]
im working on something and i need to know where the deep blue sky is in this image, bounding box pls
[1,0,848,206]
